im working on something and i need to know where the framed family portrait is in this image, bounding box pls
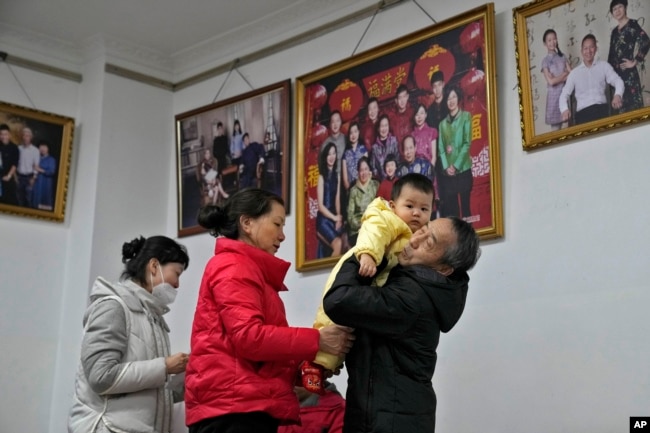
[514,0,650,150]
[175,80,291,237]
[295,4,503,272]
[0,101,74,222]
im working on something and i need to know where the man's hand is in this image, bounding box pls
[611,94,623,110]
[561,109,571,122]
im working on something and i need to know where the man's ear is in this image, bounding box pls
[436,263,454,276]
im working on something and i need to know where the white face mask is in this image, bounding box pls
[151,265,177,305]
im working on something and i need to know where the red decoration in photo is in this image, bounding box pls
[328,79,364,122]
[413,44,456,91]
[310,123,329,150]
[361,62,411,102]
[459,67,486,112]
[309,84,328,110]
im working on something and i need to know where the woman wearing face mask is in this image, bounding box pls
[68,235,190,433]
[185,188,355,433]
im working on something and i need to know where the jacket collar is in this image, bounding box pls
[215,237,291,291]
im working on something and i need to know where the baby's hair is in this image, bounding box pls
[391,173,433,201]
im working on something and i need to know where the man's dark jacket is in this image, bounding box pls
[324,257,469,433]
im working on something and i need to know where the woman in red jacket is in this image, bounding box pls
[185,188,355,433]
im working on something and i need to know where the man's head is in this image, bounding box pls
[22,127,33,145]
[430,70,445,102]
[0,123,11,144]
[329,110,342,135]
[242,133,250,147]
[394,84,409,112]
[401,135,416,163]
[390,173,434,232]
[216,122,224,136]
[581,34,598,66]
[367,97,379,121]
[398,217,480,275]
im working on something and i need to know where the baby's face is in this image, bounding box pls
[390,185,433,232]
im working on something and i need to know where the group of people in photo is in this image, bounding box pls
[315,73,474,258]
[540,0,649,130]
[197,119,273,206]
[0,123,56,210]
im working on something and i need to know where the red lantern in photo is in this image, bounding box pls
[328,79,363,122]
[460,21,484,54]
[310,123,328,150]
[309,83,328,111]
[414,44,456,92]
[459,68,486,112]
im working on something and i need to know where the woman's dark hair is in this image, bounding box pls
[346,121,360,150]
[609,0,627,13]
[442,217,481,273]
[356,155,370,172]
[121,236,189,284]
[233,119,242,134]
[445,84,463,103]
[375,113,392,137]
[543,29,564,57]
[318,141,338,176]
[198,188,284,239]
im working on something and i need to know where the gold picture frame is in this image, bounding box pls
[0,101,74,222]
[513,0,650,150]
[174,80,291,237]
[295,4,503,272]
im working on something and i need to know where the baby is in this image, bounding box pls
[303,173,434,393]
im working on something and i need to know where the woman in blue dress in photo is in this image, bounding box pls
[341,121,368,192]
[33,140,57,210]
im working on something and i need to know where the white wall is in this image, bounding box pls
[0,0,648,432]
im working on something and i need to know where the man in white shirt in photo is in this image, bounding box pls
[559,34,625,125]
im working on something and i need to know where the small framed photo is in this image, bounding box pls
[295,4,503,271]
[513,0,650,149]
[174,80,291,237]
[0,101,74,222]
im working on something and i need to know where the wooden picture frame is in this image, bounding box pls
[0,101,74,222]
[513,0,650,150]
[174,80,292,237]
[295,4,503,272]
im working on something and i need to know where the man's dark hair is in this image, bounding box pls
[443,217,481,273]
[0,123,10,132]
[582,33,597,46]
[391,173,433,201]
[395,84,409,97]
[430,70,444,85]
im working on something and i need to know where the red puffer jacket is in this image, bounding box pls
[185,238,320,426]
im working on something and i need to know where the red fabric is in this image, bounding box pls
[185,238,321,426]
[278,391,346,433]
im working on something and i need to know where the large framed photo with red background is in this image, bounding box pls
[295,3,503,272]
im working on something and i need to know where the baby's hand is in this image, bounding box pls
[358,254,377,277]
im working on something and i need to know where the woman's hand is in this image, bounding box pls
[319,325,355,357]
[165,352,190,374]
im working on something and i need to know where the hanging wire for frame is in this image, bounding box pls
[0,54,37,109]
[235,68,254,91]
[212,59,239,103]
[351,2,382,57]
[411,0,437,24]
